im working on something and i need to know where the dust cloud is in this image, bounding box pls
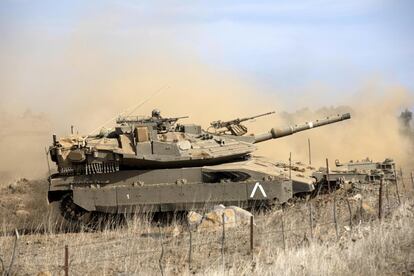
[0,17,413,182]
[255,86,414,171]
[0,109,53,182]
[1,57,413,182]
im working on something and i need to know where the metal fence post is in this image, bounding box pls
[394,167,401,205]
[308,202,314,239]
[328,157,338,240]
[326,158,331,193]
[6,229,19,276]
[64,245,69,276]
[281,207,286,251]
[400,168,406,193]
[333,193,339,240]
[345,197,353,232]
[386,180,390,214]
[250,216,254,254]
[222,213,226,274]
[0,255,4,274]
[379,178,383,220]
[158,225,164,276]
[188,226,192,270]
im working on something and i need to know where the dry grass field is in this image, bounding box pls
[0,178,413,276]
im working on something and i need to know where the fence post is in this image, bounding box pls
[345,197,352,232]
[250,216,254,255]
[0,255,4,274]
[326,158,331,193]
[328,157,338,240]
[308,202,314,239]
[400,168,406,193]
[333,192,339,240]
[281,207,286,251]
[385,180,390,214]
[188,226,192,270]
[394,167,401,205]
[6,229,19,276]
[158,225,164,276]
[378,178,383,220]
[222,213,226,273]
[64,245,69,276]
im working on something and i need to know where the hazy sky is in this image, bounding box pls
[1,0,413,109]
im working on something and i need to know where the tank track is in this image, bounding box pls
[60,194,95,227]
[60,194,125,229]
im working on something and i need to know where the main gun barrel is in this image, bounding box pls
[253,113,351,143]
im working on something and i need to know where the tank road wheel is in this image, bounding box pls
[267,198,282,210]
[60,195,126,230]
[60,194,94,228]
[249,199,274,213]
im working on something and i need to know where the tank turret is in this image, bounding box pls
[48,111,351,175]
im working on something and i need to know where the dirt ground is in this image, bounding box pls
[0,178,413,275]
[0,179,51,235]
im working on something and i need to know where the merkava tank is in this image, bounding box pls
[47,109,351,224]
[311,158,397,188]
[334,158,396,182]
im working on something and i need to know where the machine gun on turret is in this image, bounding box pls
[209,111,275,136]
[117,115,189,133]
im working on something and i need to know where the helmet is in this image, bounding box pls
[152,109,161,117]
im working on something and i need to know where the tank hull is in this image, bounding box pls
[48,162,293,216]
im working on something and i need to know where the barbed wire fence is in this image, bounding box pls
[1,170,413,276]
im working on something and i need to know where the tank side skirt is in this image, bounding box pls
[70,180,292,213]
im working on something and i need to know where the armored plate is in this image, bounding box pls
[204,158,316,194]
[49,112,350,177]
[49,157,293,214]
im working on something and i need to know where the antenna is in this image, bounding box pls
[86,84,170,137]
[125,85,169,117]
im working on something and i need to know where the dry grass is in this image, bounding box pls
[0,179,51,235]
[232,200,414,276]
[0,180,413,276]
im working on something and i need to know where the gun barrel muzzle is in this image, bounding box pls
[254,113,351,143]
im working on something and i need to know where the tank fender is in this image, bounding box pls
[72,188,96,211]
